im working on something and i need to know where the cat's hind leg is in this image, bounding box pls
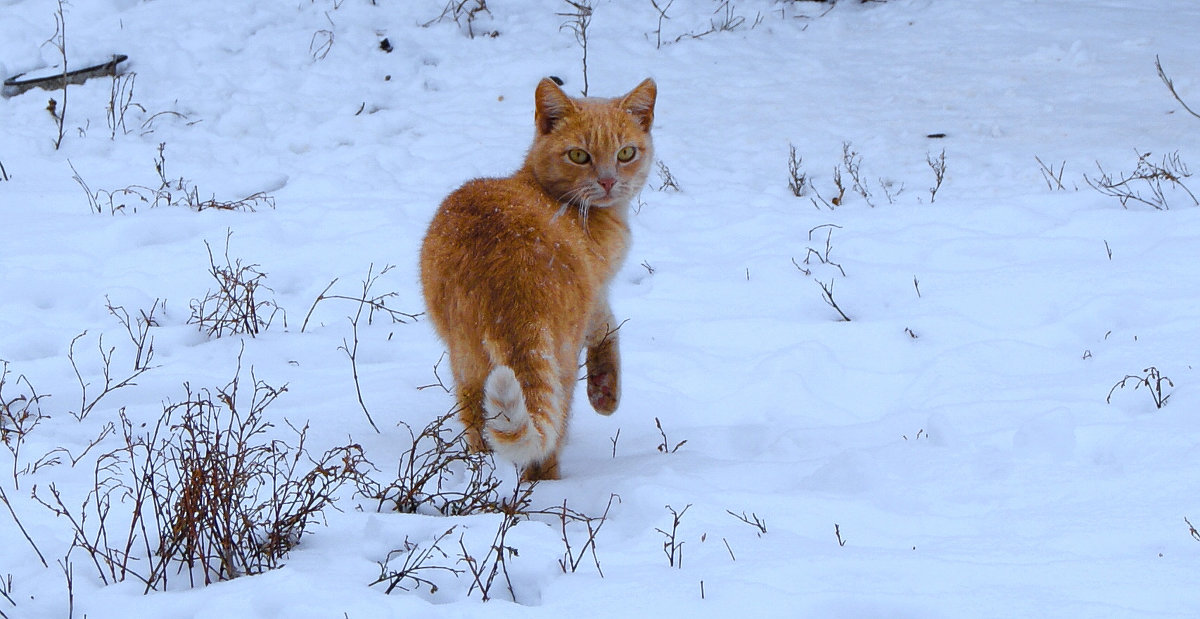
[449,350,489,453]
[482,336,566,476]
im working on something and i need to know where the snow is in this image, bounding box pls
[2,0,1200,616]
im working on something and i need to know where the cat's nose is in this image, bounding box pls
[598,178,616,195]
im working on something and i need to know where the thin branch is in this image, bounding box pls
[0,485,49,568]
[1157,55,1200,121]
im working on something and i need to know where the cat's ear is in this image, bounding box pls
[619,78,657,133]
[535,77,576,135]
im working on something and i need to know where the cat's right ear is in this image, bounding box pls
[535,77,575,135]
[620,78,657,133]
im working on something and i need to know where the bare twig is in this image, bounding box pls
[66,330,154,422]
[878,177,904,204]
[655,160,681,191]
[310,12,336,61]
[654,417,687,453]
[528,492,619,577]
[842,142,874,206]
[363,408,504,515]
[649,0,674,49]
[330,263,419,434]
[340,313,380,434]
[726,509,767,536]
[59,558,75,619]
[1107,366,1173,409]
[416,352,453,393]
[672,0,762,43]
[803,223,846,276]
[301,278,340,333]
[1085,150,1198,210]
[810,165,846,209]
[458,480,534,602]
[1157,55,1200,121]
[423,0,495,39]
[815,279,851,322]
[558,1,593,96]
[105,297,160,371]
[73,144,272,215]
[656,504,690,568]
[0,572,15,613]
[927,149,946,202]
[371,527,463,594]
[49,0,68,150]
[1035,155,1067,191]
[301,264,419,333]
[0,485,48,568]
[787,143,807,197]
[189,230,285,338]
[106,72,143,139]
[1,362,52,487]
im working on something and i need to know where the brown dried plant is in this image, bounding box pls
[35,350,368,590]
[188,231,285,338]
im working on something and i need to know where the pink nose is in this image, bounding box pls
[598,178,616,194]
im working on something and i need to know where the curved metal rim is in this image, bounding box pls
[3,53,128,88]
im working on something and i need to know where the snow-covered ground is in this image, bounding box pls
[3,0,1200,616]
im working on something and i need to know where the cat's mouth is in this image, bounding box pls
[587,195,620,208]
[588,184,628,208]
[560,185,623,210]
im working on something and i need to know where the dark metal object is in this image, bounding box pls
[3,54,128,97]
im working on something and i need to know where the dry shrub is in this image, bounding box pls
[73,143,273,215]
[188,230,285,338]
[367,411,619,602]
[1,362,50,487]
[1085,150,1198,210]
[362,409,504,516]
[35,350,368,590]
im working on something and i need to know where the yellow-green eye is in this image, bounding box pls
[617,146,637,162]
[567,149,591,165]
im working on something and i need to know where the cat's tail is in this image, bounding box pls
[482,363,563,468]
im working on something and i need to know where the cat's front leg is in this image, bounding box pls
[584,305,621,415]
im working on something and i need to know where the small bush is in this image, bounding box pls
[362,409,504,516]
[1085,150,1198,210]
[35,351,368,590]
[1107,366,1173,409]
[72,144,273,215]
[188,231,285,338]
[1,361,50,487]
[787,143,807,197]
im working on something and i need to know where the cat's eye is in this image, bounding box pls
[617,146,637,163]
[567,149,591,165]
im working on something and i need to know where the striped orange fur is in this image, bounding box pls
[419,78,656,480]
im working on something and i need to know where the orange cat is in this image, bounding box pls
[419,78,657,480]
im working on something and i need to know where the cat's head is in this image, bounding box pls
[525,78,656,211]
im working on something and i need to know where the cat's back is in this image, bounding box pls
[420,173,598,339]
[422,174,560,265]
[420,173,591,298]
[435,174,551,229]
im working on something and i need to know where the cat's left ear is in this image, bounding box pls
[620,78,657,133]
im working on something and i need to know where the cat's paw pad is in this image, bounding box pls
[587,370,619,415]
